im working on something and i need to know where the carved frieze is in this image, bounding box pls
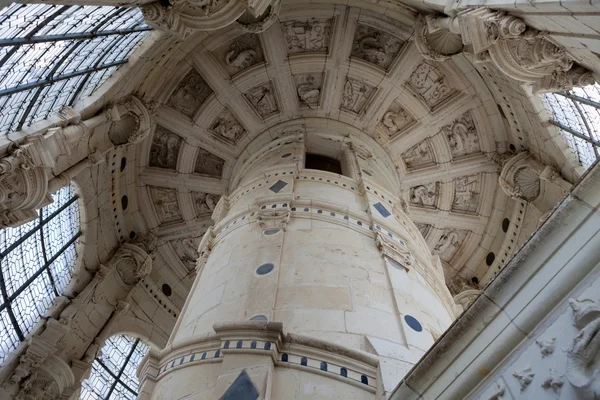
[193,191,220,216]
[401,140,434,170]
[442,111,480,158]
[194,147,225,177]
[294,73,322,107]
[151,187,182,224]
[211,108,246,142]
[171,236,202,271]
[452,175,480,214]
[351,24,404,70]
[408,62,456,109]
[214,33,265,76]
[168,69,213,118]
[378,103,415,139]
[244,82,279,118]
[433,228,468,262]
[149,126,182,170]
[341,77,375,114]
[410,182,438,208]
[281,18,333,54]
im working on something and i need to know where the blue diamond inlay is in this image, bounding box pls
[269,180,288,193]
[220,370,260,400]
[373,202,391,218]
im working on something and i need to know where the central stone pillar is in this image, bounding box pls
[139,121,457,399]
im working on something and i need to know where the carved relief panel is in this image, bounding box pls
[281,18,333,54]
[167,69,213,118]
[441,111,481,158]
[170,236,202,271]
[410,182,439,208]
[407,62,456,109]
[244,82,279,118]
[294,73,323,107]
[149,126,183,170]
[351,24,405,70]
[378,102,415,139]
[210,108,246,143]
[433,228,469,262]
[151,187,182,224]
[194,148,225,178]
[452,175,480,214]
[192,191,220,216]
[341,77,375,114]
[415,223,432,240]
[401,140,435,170]
[212,33,265,76]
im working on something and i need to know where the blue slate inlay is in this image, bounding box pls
[250,315,268,321]
[171,360,176,367]
[190,354,195,362]
[264,342,271,350]
[236,340,243,349]
[224,341,230,349]
[361,375,369,385]
[301,357,308,366]
[250,341,257,349]
[404,315,423,332]
[201,352,207,360]
[256,263,274,275]
[180,357,185,365]
[373,202,391,218]
[340,367,348,377]
[264,229,280,235]
[219,370,260,400]
[282,353,288,362]
[269,180,288,193]
[320,361,327,371]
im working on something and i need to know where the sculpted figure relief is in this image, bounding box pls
[194,148,225,177]
[408,62,456,108]
[442,112,480,157]
[351,25,404,69]
[453,175,480,213]
[149,126,182,170]
[402,141,433,169]
[168,70,213,118]
[218,34,264,75]
[295,74,322,106]
[152,187,182,224]
[410,183,438,207]
[193,191,220,215]
[211,109,245,142]
[171,237,201,270]
[380,106,414,136]
[341,77,375,114]
[281,18,332,54]
[433,229,467,261]
[245,82,279,118]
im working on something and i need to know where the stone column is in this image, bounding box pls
[139,129,457,399]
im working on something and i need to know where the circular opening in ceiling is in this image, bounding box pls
[486,252,496,266]
[471,277,479,285]
[509,144,516,153]
[129,231,136,239]
[250,315,268,321]
[404,315,422,332]
[120,157,127,172]
[256,263,274,275]
[162,284,172,297]
[264,229,280,235]
[281,153,292,158]
[502,218,510,232]
[362,169,372,176]
[121,195,128,210]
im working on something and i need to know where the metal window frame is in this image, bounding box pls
[0,194,80,341]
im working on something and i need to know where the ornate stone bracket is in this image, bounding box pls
[141,0,279,38]
[211,195,230,224]
[255,208,291,232]
[196,226,215,274]
[415,9,597,93]
[376,232,413,270]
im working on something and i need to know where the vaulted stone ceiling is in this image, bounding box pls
[120,1,583,300]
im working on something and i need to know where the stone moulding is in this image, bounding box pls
[414,9,597,93]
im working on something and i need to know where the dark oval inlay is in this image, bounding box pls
[121,195,128,210]
[250,315,268,321]
[404,315,423,332]
[256,263,274,275]
[502,218,510,233]
[264,229,280,235]
[162,284,172,297]
[486,252,496,266]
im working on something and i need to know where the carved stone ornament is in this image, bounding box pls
[542,369,564,393]
[512,365,535,391]
[211,195,230,223]
[211,109,245,142]
[255,208,291,232]
[221,33,265,75]
[414,9,598,93]
[379,103,415,139]
[193,191,220,216]
[488,381,506,400]
[433,228,467,262]
[244,82,279,118]
[15,356,74,400]
[149,125,182,170]
[0,129,70,228]
[111,242,153,286]
[535,337,556,358]
[341,77,375,114]
[410,182,438,207]
[294,73,322,107]
[376,232,413,269]
[196,226,215,274]
[234,0,281,33]
[452,175,480,214]
[442,111,480,158]
[499,152,542,202]
[351,24,404,70]
[281,18,333,54]
[408,62,456,109]
[107,96,152,146]
[171,236,202,270]
[168,69,213,118]
[141,0,277,38]
[566,298,600,399]
[194,147,225,177]
[401,140,434,170]
[151,186,183,224]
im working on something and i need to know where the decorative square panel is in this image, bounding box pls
[378,102,415,138]
[351,24,405,70]
[194,148,225,178]
[341,77,375,114]
[452,175,480,214]
[212,33,265,76]
[150,187,182,224]
[193,192,220,216]
[441,111,481,158]
[210,108,246,143]
[415,223,432,239]
[281,18,333,54]
[244,82,279,118]
[401,140,435,170]
[168,69,213,118]
[149,126,182,170]
[294,73,323,107]
[432,228,469,262]
[407,62,456,109]
[269,180,288,193]
[170,236,202,271]
[409,183,438,208]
